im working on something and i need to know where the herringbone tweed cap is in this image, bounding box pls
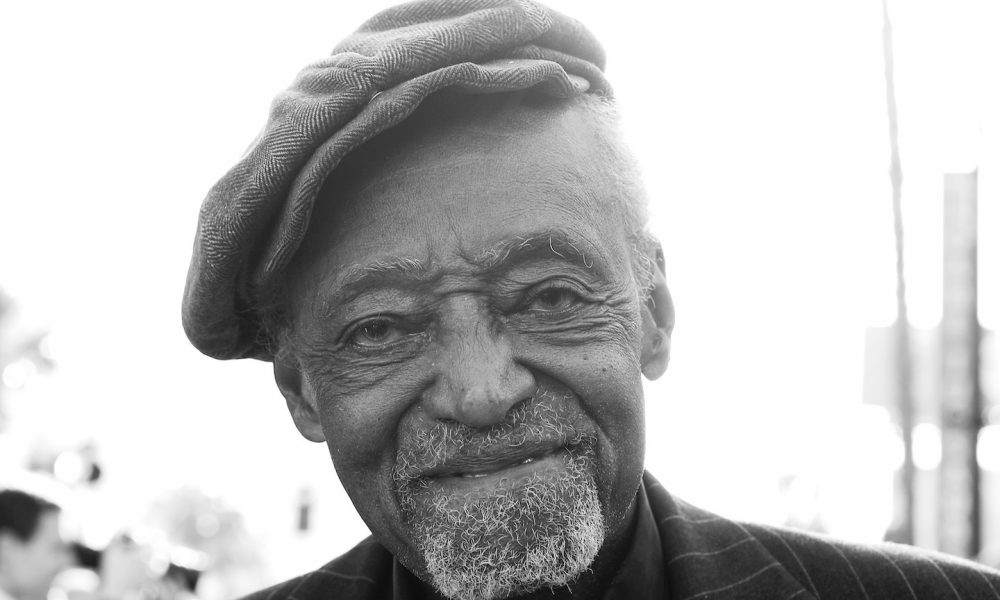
[182,0,611,361]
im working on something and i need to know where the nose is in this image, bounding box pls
[422,302,535,428]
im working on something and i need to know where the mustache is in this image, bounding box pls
[393,390,595,483]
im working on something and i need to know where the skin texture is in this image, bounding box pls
[0,511,72,600]
[274,93,673,599]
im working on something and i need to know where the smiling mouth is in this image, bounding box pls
[417,447,571,492]
[444,448,561,479]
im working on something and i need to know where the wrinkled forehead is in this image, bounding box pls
[296,92,637,271]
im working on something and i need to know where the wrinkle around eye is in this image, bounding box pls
[508,299,606,330]
[300,339,428,393]
[342,322,430,357]
[504,284,639,340]
[511,311,634,347]
[509,274,630,315]
[309,358,420,395]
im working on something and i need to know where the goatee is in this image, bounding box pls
[394,397,605,600]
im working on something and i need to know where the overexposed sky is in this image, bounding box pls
[2,0,999,576]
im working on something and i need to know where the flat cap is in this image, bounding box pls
[183,0,611,360]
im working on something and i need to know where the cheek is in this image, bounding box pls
[579,354,645,525]
[566,346,646,465]
[522,304,645,440]
[311,377,400,472]
[302,353,441,569]
[304,354,429,487]
[518,319,647,501]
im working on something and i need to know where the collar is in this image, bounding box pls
[601,476,668,599]
[643,472,814,599]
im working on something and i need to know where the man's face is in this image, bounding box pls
[278,96,666,598]
[0,510,72,600]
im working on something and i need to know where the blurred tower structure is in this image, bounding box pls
[862,171,995,560]
[880,0,915,545]
[863,326,935,547]
[939,170,982,557]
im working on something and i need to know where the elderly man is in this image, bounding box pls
[183,2,1000,599]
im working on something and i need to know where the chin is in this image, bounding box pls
[397,444,605,600]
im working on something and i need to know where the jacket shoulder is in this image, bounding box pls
[238,537,394,600]
[644,473,1000,599]
[741,520,1000,599]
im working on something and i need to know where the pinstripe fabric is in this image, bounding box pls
[243,472,1000,600]
[650,472,1000,600]
[182,0,610,361]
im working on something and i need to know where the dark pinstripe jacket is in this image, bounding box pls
[247,472,1000,599]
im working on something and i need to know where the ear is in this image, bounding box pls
[639,243,674,381]
[273,353,326,443]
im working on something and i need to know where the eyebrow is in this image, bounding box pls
[339,256,429,287]
[471,229,600,272]
[323,229,602,308]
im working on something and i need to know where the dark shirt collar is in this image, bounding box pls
[601,476,668,599]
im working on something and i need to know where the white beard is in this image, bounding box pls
[396,396,605,600]
[414,453,604,600]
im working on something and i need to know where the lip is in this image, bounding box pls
[440,447,561,478]
[425,448,568,492]
[418,440,565,478]
[404,441,573,493]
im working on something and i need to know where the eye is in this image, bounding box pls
[346,317,407,347]
[524,286,584,312]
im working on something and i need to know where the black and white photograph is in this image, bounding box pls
[1,1,999,598]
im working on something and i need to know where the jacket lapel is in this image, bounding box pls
[645,472,817,600]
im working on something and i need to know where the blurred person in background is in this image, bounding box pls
[0,490,72,600]
[88,535,170,600]
[70,533,203,600]
[182,1,1000,599]
[0,489,195,600]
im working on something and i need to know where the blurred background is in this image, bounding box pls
[1,0,998,597]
